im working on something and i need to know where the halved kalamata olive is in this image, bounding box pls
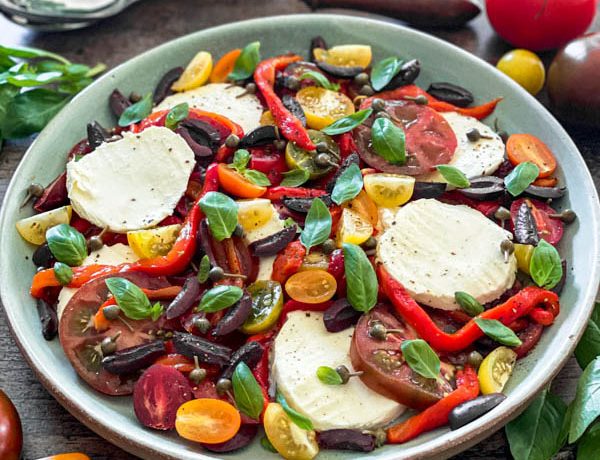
[153,66,184,104]
[102,340,167,375]
[176,126,213,158]
[109,89,131,117]
[282,195,333,213]
[513,322,544,358]
[323,298,361,332]
[166,277,202,320]
[317,429,375,452]
[203,424,258,452]
[524,184,567,200]
[551,260,567,295]
[213,291,253,336]
[220,341,264,380]
[326,153,360,193]
[86,121,109,149]
[33,172,68,213]
[198,219,217,266]
[449,393,506,430]
[513,202,540,245]
[316,61,364,79]
[239,125,279,148]
[250,226,297,257]
[458,176,505,200]
[172,331,232,366]
[412,182,447,200]
[37,299,58,341]
[181,119,222,150]
[32,243,55,268]
[427,82,474,108]
[383,59,421,90]
[282,95,307,126]
[310,36,327,62]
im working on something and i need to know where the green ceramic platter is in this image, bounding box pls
[1,14,599,460]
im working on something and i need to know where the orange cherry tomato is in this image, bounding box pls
[532,177,558,187]
[285,269,337,304]
[37,454,90,460]
[217,163,267,198]
[210,48,242,83]
[347,190,379,228]
[175,398,241,444]
[506,134,557,178]
[93,298,115,332]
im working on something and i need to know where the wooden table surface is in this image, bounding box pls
[1,1,599,459]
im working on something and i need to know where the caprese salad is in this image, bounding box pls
[17,38,572,458]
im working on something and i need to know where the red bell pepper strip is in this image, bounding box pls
[271,240,306,285]
[279,299,334,325]
[379,267,560,353]
[31,163,220,298]
[254,55,316,151]
[264,186,328,201]
[387,366,480,443]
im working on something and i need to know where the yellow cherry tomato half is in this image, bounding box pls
[363,173,415,208]
[478,346,518,395]
[236,198,275,232]
[514,243,535,274]
[496,49,545,96]
[172,51,213,92]
[16,205,72,245]
[347,190,379,228]
[264,403,319,460]
[127,224,181,259]
[285,269,337,304]
[313,44,372,68]
[336,207,373,247]
[296,86,355,130]
[175,398,241,444]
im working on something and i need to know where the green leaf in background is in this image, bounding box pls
[436,165,470,188]
[105,277,164,321]
[45,223,88,266]
[7,71,64,87]
[454,291,484,317]
[505,162,540,196]
[316,366,343,385]
[401,339,440,380]
[299,71,340,91]
[118,92,152,126]
[280,168,310,187]
[569,357,600,443]
[0,84,19,138]
[300,197,331,251]
[577,421,600,460]
[371,117,406,165]
[343,243,378,312]
[575,302,600,370]
[198,191,238,241]
[370,57,403,91]
[474,318,522,347]
[529,240,563,290]
[165,102,189,130]
[321,108,373,135]
[331,163,363,205]
[232,362,265,420]
[198,285,243,313]
[0,45,71,65]
[197,254,211,284]
[228,41,261,81]
[53,262,73,286]
[276,392,313,430]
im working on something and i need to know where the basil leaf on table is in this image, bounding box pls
[321,108,373,135]
[331,163,363,205]
[569,356,600,443]
[577,421,600,460]
[316,366,343,385]
[280,169,310,187]
[198,191,238,241]
[505,162,540,196]
[45,223,88,266]
[474,318,522,347]
[118,92,153,126]
[0,45,70,65]
[401,339,440,380]
[105,277,164,321]
[243,169,271,186]
[505,388,567,460]
[276,392,313,430]
[232,361,265,420]
[53,262,73,286]
[529,240,563,290]
[454,291,484,317]
[7,71,64,87]
[343,243,378,312]
[436,165,470,188]
[575,302,600,369]
[370,56,402,91]
[299,71,340,91]
[198,285,243,313]
[197,255,211,284]
[228,41,261,81]
[164,102,189,130]
[300,197,331,251]
[371,117,406,165]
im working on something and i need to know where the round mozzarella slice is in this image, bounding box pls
[155,83,263,133]
[418,112,505,183]
[67,126,194,232]
[272,311,405,431]
[377,199,516,310]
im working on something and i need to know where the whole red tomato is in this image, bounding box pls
[0,389,22,460]
[486,0,597,50]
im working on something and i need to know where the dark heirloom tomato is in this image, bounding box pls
[350,304,454,410]
[59,272,171,396]
[0,389,22,460]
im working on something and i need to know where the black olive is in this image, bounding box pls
[427,82,474,108]
[412,182,447,200]
[166,277,201,320]
[102,340,166,374]
[316,61,364,79]
[37,299,58,341]
[317,429,375,452]
[310,36,327,62]
[282,195,333,213]
[250,225,297,257]
[153,66,184,104]
[513,202,540,245]
[171,331,232,366]
[198,220,218,266]
[323,299,361,333]
[86,121,109,149]
[239,125,279,148]
[449,393,507,430]
[383,59,421,90]
[524,184,567,200]
[325,153,360,194]
[32,243,55,268]
[179,118,221,152]
[176,126,214,159]
[282,95,307,127]
[203,424,258,453]
[212,291,253,336]
[220,341,264,380]
[109,89,131,117]
[458,176,505,201]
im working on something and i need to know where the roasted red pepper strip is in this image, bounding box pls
[264,186,328,201]
[254,55,316,150]
[271,240,306,285]
[31,163,220,298]
[387,366,479,443]
[379,267,559,352]
[279,299,334,325]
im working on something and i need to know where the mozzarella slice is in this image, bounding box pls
[377,199,516,310]
[66,126,194,233]
[418,112,505,183]
[155,83,263,133]
[56,243,139,319]
[273,311,406,430]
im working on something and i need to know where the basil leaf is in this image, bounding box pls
[401,339,440,380]
[505,162,540,196]
[575,302,600,370]
[260,436,277,453]
[529,240,563,289]
[53,262,73,286]
[280,169,310,187]
[300,197,331,251]
[331,163,363,205]
[454,291,483,317]
[505,388,567,460]
[578,420,600,460]
[243,169,271,186]
[276,392,313,430]
[105,277,164,321]
[316,366,343,385]
[46,224,88,266]
[164,102,189,130]
[0,45,70,65]
[370,57,402,91]
[198,191,238,241]
[198,285,243,313]
[569,357,600,443]
[232,149,250,171]
[7,71,64,87]
[232,361,265,420]
[436,165,470,188]
[321,108,373,135]
[228,41,261,81]
[474,318,522,347]
[299,71,340,91]
[85,63,107,78]
[197,255,211,284]
[0,84,19,136]
[118,92,152,127]
[343,243,378,312]
[371,117,406,165]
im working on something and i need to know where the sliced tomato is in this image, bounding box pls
[217,163,267,198]
[249,146,288,186]
[506,134,557,178]
[510,198,564,245]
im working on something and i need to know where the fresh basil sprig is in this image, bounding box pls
[198,191,239,241]
[575,302,600,369]
[276,392,313,430]
[228,41,261,81]
[197,255,211,284]
[280,169,310,187]
[371,117,406,165]
[505,162,540,196]
[569,357,600,442]
[370,57,403,91]
[454,291,484,316]
[343,243,378,312]
[300,197,332,251]
[401,339,440,380]
[321,108,373,135]
[118,92,153,127]
[105,277,163,321]
[53,262,73,285]
[46,223,88,266]
[475,318,522,347]
[316,366,343,385]
[198,285,243,312]
[165,102,189,130]
[436,165,470,188]
[299,71,340,91]
[232,362,265,420]
[331,163,363,205]
[229,149,271,186]
[530,240,563,289]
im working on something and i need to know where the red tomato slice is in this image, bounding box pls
[510,198,564,245]
[249,146,288,186]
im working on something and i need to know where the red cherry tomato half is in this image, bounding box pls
[510,198,564,245]
[0,389,22,460]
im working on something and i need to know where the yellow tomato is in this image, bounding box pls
[127,224,181,259]
[346,190,379,227]
[296,86,354,130]
[336,207,373,247]
[285,269,337,304]
[264,403,319,460]
[478,346,517,395]
[260,110,275,126]
[172,51,213,91]
[514,243,535,274]
[496,49,545,96]
[16,205,72,245]
[363,173,415,208]
[236,199,274,232]
[313,44,372,68]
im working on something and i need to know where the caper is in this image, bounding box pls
[353,72,370,86]
[28,183,45,197]
[164,331,173,339]
[193,316,211,334]
[362,236,377,250]
[209,266,225,282]
[88,235,104,252]
[335,365,351,384]
[129,92,142,102]
[273,139,287,151]
[550,209,577,224]
[500,239,515,263]
[371,98,386,112]
[286,76,300,91]
[216,377,232,395]
[467,350,483,369]
[414,95,429,105]
[359,84,375,96]
[245,82,257,94]
[233,223,244,238]
[369,322,388,341]
[321,238,336,255]
[189,367,207,385]
[315,153,333,168]
[100,332,120,356]
[315,141,330,153]
[494,206,511,222]
[373,428,387,448]
[466,128,481,142]
[102,304,120,321]
[225,134,240,148]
